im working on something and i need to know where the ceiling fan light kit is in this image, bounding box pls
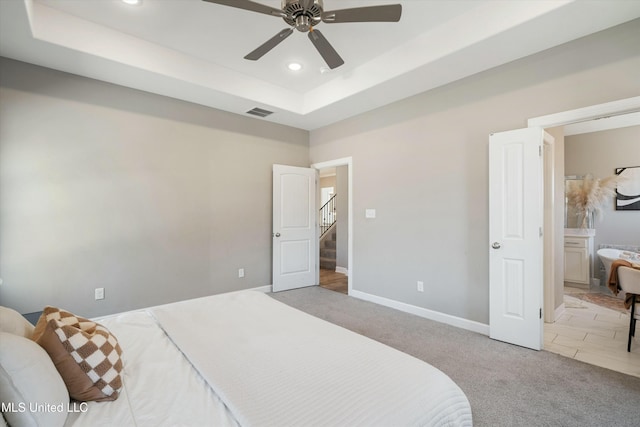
[202,0,402,69]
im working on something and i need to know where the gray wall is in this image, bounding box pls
[565,126,640,259]
[319,175,336,192]
[0,58,309,317]
[309,20,640,324]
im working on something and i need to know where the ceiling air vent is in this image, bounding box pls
[246,107,274,118]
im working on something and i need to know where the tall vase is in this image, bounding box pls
[581,210,594,229]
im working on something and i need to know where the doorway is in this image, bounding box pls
[489,96,640,351]
[529,96,640,375]
[312,157,353,295]
[528,95,640,323]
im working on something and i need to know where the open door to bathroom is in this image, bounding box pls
[489,127,554,351]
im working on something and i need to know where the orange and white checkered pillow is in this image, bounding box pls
[32,307,123,402]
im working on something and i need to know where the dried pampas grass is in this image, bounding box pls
[566,174,626,228]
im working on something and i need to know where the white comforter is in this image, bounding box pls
[151,291,472,427]
[66,311,239,427]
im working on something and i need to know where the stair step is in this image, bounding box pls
[319,223,337,271]
[320,248,336,258]
[320,257,336,270]
[322,239,336,249]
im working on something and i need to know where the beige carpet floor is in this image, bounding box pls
[269,286,640,427]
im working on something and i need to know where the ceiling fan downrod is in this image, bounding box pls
[283,0,323,32]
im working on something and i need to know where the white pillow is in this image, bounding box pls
[0,306,35,338]
[0,332,68,427]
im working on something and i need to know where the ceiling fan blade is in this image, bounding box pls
[201,0,285,18]
[308,29,344,69]
[322,4,402,23]
[244,28,294,61]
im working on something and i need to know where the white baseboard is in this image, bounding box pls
[335,266,348,275]
[554,302,566,322]
[350,290,490,336]
[250,285,272,293]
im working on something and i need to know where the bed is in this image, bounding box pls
[1,290,472,426]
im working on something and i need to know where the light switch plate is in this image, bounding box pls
[365,209,376,219]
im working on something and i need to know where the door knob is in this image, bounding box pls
[492,242,501,249]
[273,232,281,237]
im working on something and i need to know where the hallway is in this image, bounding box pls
[319,268,347,294]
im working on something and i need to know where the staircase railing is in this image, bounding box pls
[320,194,337,238]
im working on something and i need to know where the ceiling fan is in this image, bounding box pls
[202,0,402,69]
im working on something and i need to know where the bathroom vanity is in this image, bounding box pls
[564,228,595,287]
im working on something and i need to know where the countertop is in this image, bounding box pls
[564,228,596,237]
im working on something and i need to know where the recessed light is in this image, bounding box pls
[287,62,303,72]
[122,0,141,5]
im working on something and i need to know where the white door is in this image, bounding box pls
[489,128,545,350]
[272,164,318,292]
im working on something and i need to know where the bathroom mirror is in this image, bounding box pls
[565,175,584,228]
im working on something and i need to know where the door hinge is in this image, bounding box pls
[540,308,542,319]
[539,145,542,156]
[539,227,543,237]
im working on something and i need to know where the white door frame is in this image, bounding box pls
[528,96,640,129]
[542,140,555,324]
[311,157,353,295]
[528,96,640,324]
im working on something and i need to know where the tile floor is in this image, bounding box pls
[544,286,640,377]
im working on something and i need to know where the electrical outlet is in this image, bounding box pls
[238,268,245,278]
[417,281,424,292]
[95,288,105,300]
